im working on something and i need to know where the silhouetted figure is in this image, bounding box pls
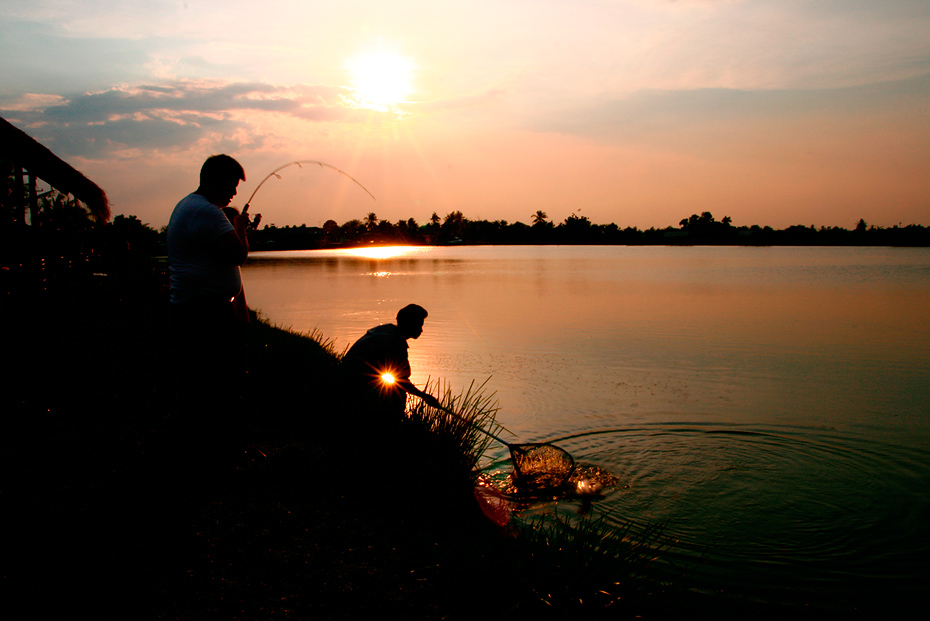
[166,154,252,476]
[342,304,442,427]
[221,206,259,326]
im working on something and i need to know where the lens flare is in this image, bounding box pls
[381,373,396,384]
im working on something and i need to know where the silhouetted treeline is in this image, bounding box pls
[1,187,168,302]
[5,195,929,303]
[248,211,930,250]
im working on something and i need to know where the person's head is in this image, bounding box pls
[397,304,428,339]
[198,154,245,207]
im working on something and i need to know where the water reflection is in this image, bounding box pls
[333,245,428,260]
[242,245,930,608]
[243,246,930,444]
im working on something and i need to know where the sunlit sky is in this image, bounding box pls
[2,1,929,229]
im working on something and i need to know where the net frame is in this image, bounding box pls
[508,442,576,490]
[425,395,578,492]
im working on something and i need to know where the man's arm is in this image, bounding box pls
[397,378,442,409]
[210,212,250,265]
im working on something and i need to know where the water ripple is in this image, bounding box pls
[510,423,930,609]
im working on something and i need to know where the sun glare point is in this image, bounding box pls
[346,47,415,111]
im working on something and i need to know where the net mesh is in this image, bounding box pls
[510,443,575,489]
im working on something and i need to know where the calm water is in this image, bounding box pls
[242,245,930,610]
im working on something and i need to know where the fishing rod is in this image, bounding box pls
[242,160,376,213]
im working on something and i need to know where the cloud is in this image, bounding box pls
[535,72,930,145]
[0,80,364,158]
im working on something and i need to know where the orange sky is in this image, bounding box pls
[2,1,929,230]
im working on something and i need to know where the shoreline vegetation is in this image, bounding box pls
[1,201,890,618]
[250,211,930,250]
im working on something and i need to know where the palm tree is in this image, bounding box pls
[364,212,378,232]
[532,210,548,226]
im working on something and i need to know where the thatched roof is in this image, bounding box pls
[1,115,110,223]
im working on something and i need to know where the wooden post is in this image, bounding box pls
[13,164,25,225]
[27,172,37,226]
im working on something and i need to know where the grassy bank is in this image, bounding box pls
[4,281,840,619]
[3,285,669,619]
[3,291,469,616]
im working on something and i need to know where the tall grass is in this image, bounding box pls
[242,314,346,434]
[251,312,343,357]
[404,377,504,483]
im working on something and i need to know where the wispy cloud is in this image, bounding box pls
[1,80,366,158]
[535,72,930,144]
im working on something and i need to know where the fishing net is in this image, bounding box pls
[509,443,576,490]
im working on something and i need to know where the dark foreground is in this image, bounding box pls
[3,289,510,619]
[3,286,870,620]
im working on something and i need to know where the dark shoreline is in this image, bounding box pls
[2,288,889,619]
[246,211,930,250]
[2,293,519,619]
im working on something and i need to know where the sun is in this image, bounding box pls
[346,49,415,111]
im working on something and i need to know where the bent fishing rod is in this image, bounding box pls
[242,160,376,214]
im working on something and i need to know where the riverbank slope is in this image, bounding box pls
[3,286,534,619]
[3,285,847,619]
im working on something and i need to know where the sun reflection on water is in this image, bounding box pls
[336,245,428,260]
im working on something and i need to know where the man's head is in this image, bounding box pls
[198,154,246,207]
[397,304,428,340]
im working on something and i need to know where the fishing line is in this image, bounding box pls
[242,160,376,212]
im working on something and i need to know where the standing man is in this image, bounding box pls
[167,154,252,466]
[168,154,250,324]
[342,304,442,423]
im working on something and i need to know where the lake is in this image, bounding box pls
[242,245,930,612]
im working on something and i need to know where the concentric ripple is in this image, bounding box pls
[501,423,930,610]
